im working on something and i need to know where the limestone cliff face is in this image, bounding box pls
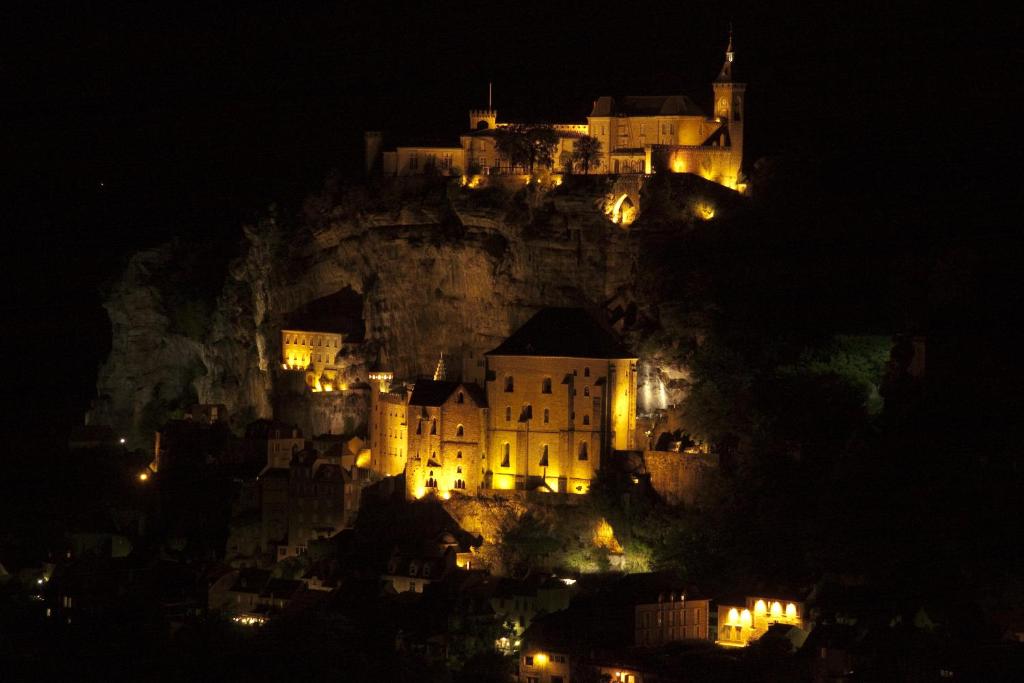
[93,175,735,445]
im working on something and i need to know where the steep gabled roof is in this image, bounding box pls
[409,380,460,407]
[409,380,487,407]
[590,95,704,118]
[487,308,635,359]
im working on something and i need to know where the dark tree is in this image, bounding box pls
[572,135,602,174]
[495,124,559,174]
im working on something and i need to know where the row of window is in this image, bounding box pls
[503,406,591,425]
[407,152,453,170]
[415,421,467,436]
[284,335,339,347]
[497,442,588,467]
[503,369,590,393]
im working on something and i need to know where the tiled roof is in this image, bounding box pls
[487,307,634,359]
[590,95,704,117]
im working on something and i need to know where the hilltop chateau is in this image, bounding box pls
[365,35,746,190]
[363,308,638,499]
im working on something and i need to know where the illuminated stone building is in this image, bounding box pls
[367,308,637,498]
[405,379,487,499]
[280,329,346,392]
[368,371,408,477]
[716,595,805,647]
[366,34,744,190]
[484,308,637,494]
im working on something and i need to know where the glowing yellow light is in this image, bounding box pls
[754,599,766,616]
[534,653,548,666]
[492,474,515,490]
[138,472,149,482]
[413,486,426,499]
[672,158,687,173]
[695,201,715,220]
[727,607,740,626]
[786,603,797,619]
[593,518,623,553]
[770,601,782,619]
[355,452,371,468]
[441,490,451,500]
[740,608,752,628]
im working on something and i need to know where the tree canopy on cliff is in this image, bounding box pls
[494,124,559,173]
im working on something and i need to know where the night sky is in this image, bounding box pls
[2,2,1016,447]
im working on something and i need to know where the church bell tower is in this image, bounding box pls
[712,29,746,184]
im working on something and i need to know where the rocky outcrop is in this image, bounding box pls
[92,174,743,445]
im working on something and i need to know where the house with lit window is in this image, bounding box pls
[366,34,745,191]
[483,307,637,494]
[405,379,488,499]
[280,328,348,392]
[715,595,806,647]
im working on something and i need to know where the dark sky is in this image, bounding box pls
[1,2,1015,445]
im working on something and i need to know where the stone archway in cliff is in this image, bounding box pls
[605,175,644,227]
[610,193,635,226]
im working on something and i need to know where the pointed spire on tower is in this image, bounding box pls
[433,352,448,381]
[716,24,735,82]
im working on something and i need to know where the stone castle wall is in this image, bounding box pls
[644,450,718,507]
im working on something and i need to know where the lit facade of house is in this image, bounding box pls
[280,329,346,392]
[484,308,637,494]
[635,593,712,646]
[716,596,805,647]
[404,380,487,499]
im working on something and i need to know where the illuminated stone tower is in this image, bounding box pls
[712,30,745,170]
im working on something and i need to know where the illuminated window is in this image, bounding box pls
[501,443,511,467]
[771,601,782,619]
[578,442,588,461]
[542,378,552,393]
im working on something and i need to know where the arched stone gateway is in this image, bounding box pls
[604,175,644,227]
